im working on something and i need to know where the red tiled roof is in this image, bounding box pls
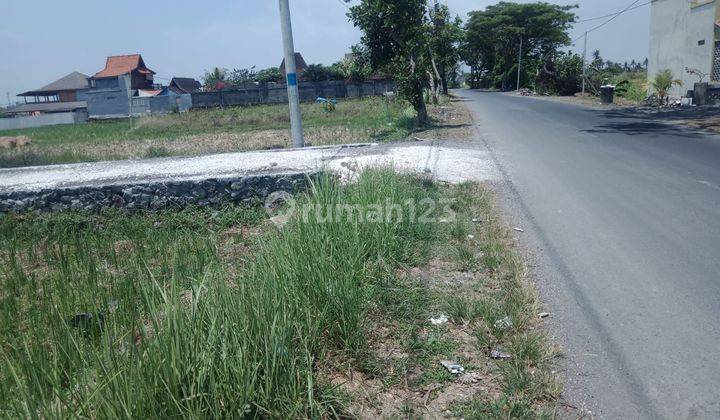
[91,54,156,79]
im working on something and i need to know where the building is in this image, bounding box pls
[648,0,720,97]
[167,77,202,94]
[85,54,192,118]
[8,72,89,116]
[279,52,309,79]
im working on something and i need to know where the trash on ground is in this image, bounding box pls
[459,372,483,384]
[538,312,550,318]
[490,349,512,360]
[315,97,337,104]
[467,234,475,240]
[429,315,449,326]
[440,360,465,374]
[472,218,483,223]
[517,88,536,96]
[494,316,513,330]
[513,227,525,232]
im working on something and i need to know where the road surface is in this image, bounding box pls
[456,90,720,419]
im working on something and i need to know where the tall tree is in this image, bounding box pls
[348,0,432,123]
[429,3,464,95]
[464,2,576,90]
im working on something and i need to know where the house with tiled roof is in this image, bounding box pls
[85,54,191,119]
[168,77,202,94]
[89,54,156,90]
[8,71,90,116]
[279,53,309,79]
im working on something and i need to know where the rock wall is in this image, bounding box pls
[0,172,317,214]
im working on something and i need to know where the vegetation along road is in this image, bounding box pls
[456,89,720,419]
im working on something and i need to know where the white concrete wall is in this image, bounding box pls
[0,111,87,131]
[648,0,717,97]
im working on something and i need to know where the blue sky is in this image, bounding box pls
[0,0,650,103]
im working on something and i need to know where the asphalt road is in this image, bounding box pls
[456,90,720,419]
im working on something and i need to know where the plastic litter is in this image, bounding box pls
[429,315,449,326]
[494,316,513,330]
[490,349,512,360]
[440,360,465,374]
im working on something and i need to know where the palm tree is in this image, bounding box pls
[652,69,682,105]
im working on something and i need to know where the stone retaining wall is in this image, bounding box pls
[0,172,317,214]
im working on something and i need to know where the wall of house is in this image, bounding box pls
[130,71,153,90]
[92,77,120,89]
[648,0,717,97]
[85,75,132,119]
[0,111,87,131]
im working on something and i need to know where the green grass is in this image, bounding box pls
[0,169,441,418]
[0,97,417,168]
[0,169,560,418]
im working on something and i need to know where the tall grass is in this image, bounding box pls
[0,169,438,417]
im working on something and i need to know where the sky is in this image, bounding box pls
[0,0,651,104]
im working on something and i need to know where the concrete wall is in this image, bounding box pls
[130,94,192,116]
[192,80,396,109]
[648,0,718,97]
[85,75,132,119]
[0,111,87,131]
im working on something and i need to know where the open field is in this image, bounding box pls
[0,97,472,168]
[0,169,560,418]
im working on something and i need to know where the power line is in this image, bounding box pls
[573,0,644,43]
[575,0,652,23]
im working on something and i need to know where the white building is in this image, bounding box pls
[648,0,720,97]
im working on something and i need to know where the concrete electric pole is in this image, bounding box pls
[278,0,305,148]
[581,31,588,96]
[517,37,523,91]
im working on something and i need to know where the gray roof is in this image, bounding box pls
[19,72,90,96]
[7,101,87,114]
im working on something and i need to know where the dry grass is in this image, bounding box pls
[319,182,562,419]
[0,97,472,168]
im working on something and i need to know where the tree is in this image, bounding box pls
[202,67,228,91]
[228,67,257,87]
[255,67,282,84]
[338,45,373,82]
[652,69,682,105]
[429,4,464,94]
[348,0,432,124]
[464,2,576,90]
[534,51,583,95]
[302,64,345,82]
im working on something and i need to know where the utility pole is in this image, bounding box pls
[517,37,523,91]
[581,31,588,96]
[278,0,304,148]
[5,92,10,107]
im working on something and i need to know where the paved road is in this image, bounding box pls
[456,90,720,419]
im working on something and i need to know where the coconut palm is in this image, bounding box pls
[652,69,682,105]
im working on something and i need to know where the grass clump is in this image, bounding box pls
[0,169,443,418]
